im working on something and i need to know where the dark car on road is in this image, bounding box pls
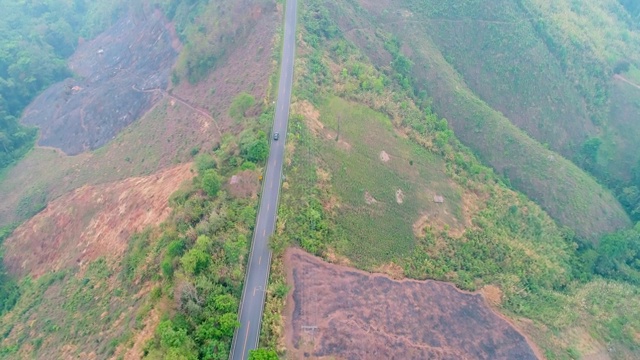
[273,132,279,141]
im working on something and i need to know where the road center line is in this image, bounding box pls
[241,321,251,359]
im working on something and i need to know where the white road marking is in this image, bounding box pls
[241,321,251,358]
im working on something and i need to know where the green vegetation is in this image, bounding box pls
[141,116,271,359]
[0,225,19,315]
[0,102,273,358]
[0,258,141,358]
[0,0,129,171]
[262,0,640,357]
[201,169,221,197]
[230,92,256,121]
[154,0,273,83]
[389,0,640,229]
[577,224,640,285]
[248,348,279,360]
[301,97,461,265]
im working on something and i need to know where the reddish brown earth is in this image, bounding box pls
[285,249,541,360]
[228,170,260,199]
[2,163,194,278]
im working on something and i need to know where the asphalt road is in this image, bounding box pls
[229,0,298,358]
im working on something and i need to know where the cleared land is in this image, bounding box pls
[0,2,278,227]
[3,162,193,278]
[0,163,194,359]
[271,1,640,357]
[21,10,177,155]
[284,249,540,360]
[0,2,280,358]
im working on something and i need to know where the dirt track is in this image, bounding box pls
[285,249,540,360]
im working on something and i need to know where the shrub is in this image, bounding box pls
[201,169,221,197]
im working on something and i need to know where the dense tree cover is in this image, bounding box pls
[201,169,221,197]
[618,161,640,222]
[0,0,128,170]
[140,105,277,358]
[240,130,269,164]
[142,165,254,359]
[574,224,640,285]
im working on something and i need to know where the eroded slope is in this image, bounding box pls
[3,163,193,278]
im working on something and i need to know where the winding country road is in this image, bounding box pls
[229,0,298,358]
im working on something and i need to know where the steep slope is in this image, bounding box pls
[0,0,281,358]
[0,0,278,227]
[3,163,193,278]
[21,9,178,155]
[0,164,193,358]
[258,0,640,358]
[330,0,630,240]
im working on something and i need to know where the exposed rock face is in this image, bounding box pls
[21,10,178,155]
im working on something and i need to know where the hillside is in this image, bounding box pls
[259,0,640,359]
[335,0,635,241]
[1,0,640,359]
[0,0,281,358]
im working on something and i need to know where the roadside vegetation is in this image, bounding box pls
[0,0,284,358]
[152,0,275,84]
[0,105,274,358]
[262,0,640,358]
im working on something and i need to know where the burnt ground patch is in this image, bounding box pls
[285,249,540,360]
[21,9,177,155]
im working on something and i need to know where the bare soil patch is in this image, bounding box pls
[227,170,260,199]
[2,163,194,278]
[364,191,377,205]
[379,150,390,162]
[292,101,322,133]
[481,285,503,306]
[0,1,279,227]
[285,249,540,360]
[21,9,178,155]
[293,100,352,151]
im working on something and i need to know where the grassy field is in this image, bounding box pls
[332,0,631,241]
[0,258,147,358]
[312,97,462,266]
[266,0,640,358]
